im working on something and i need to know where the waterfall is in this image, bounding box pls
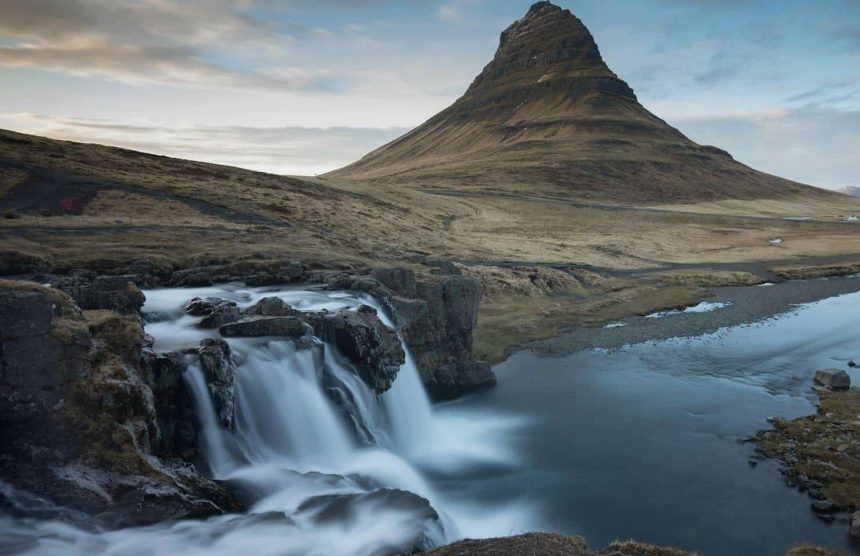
[169,286,450,553]
[0,285,531,556]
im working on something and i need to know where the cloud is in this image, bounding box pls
[0,113,407,176]
[670,106,860,189]
[0,0,325,90]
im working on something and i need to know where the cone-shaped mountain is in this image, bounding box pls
[329,1,832,203]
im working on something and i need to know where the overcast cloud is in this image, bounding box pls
[0,0,857,188]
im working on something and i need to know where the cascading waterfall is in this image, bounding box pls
[0,284,533,556]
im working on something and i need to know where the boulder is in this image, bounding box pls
[319,305,405,394]
[184,296,231,316]
[813,369,851,391]
[219,316,307,338]
[851,511,860,539]
[198,303,241,329]
[197,338,237,429]
[245,296,297,317]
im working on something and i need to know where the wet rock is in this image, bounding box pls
[319,305,405,394]
[197,338,236,429]
[220,316,307,338]
[141,350,198,460]
[184,297,232,316]
[245,296,297,317]
[198,303,241,329]
[296,489,442,554]
[811,499,836,513]
[813,369,850,391]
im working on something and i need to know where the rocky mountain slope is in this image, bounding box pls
[329,1,835,204]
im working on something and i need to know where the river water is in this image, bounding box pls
[2,284,859,555]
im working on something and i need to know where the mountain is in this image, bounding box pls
[837,186,860,197]
[329,1,834,204]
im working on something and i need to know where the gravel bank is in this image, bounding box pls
[530,274,860,356]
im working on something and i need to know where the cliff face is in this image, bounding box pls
[330,1,834,204]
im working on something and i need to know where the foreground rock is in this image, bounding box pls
[0,279,241,527]
[813,368,850,391]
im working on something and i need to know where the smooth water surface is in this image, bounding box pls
[458,290,860,555]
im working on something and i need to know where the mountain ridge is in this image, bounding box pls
[329,1,835,204]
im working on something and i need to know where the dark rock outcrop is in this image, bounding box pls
[198,302,241,329]
[316,266,495,396]
[53,274,145,314]
[245,296,298,317]
[395,273,495,397]
[0,281,91,421]
[318,305,405,394]
[196,338,237,430]
[140,349,198,461]
[220,316,307,338]
[0,280,240,527]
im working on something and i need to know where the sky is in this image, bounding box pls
[0,0,858,189]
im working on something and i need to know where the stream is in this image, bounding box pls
[2,284,860,555]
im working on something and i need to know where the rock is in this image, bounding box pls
[813,369,851,391]
[184,296,231,316]
[245,296,297,317]
[140,350,198,460]
[53,274,146,314]
[198,303,241,329]
[220,316,307,338]
[850,511,860,538]
[278,260,305,282]
[0,280,239,524]
[396,275,496,397]
[197,338,236,429]
[849,360,857,368]
[370,267,417,297]
[319,305,405,394]
[811,499,836,513]
[0,282,91,421]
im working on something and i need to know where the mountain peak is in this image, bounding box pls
[329,2,825,204]
[468,1,613,96]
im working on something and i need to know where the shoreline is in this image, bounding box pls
[526,274,860,358]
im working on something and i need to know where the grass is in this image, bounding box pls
[757,389,860,509]
[5,127,860,362]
